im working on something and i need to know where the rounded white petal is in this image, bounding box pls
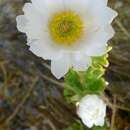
[22,3,45,39]
[81,25,115,56]
[95,117,105,127]
[72,53,92,71]
[64,0,108,12]
[105,7,118,24]
[77,95,106,128]
[31,0,64,16]
[82,117,94,128]
[23,3,37,18]
[16,15,27,33]
[29,39,63,60]
[51,54,71,79]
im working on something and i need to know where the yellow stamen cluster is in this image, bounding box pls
[49,11,84,46]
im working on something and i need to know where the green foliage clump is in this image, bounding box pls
[65,123,85,130]
[91,125,108,130]
[64,54,108,103]
[65,123,108,130]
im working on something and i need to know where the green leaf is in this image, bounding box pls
[65,123,108,130]
[65,123,85,130]
[91,125,108,130]
[64,69,83,102]
[65,69,83,93]
[84,78,106,94]
[92,54,109,67]
[85,66,105,80]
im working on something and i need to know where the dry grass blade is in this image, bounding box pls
[110,96,117,130]
[5,77,39,124]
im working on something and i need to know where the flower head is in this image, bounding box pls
[16,0,117,79]
[77,95,106,128]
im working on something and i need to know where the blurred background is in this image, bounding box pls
[0,0,130,130]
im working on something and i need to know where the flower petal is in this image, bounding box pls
[105,7,118,24]
[81,25,115,56]
[29,39,63,60]
[82,117,94,128]
[64,0,108,10]
[51,55,70,79]
[22,3,45,39]
[16,15,27,33]
[95,118,105,127]
[72,53,91,71]
[23,3,36,18]
[31,0,64,15]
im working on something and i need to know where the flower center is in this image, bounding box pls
[49,11,84,46]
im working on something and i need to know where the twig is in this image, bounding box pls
[43,118,57,130]
[101,94,113,108]
[0,64,9,98]
[41,74,65,88]
[42,62,51,70]
[41,74,81,94]
[102,94,130,112]
[5,77,39,124]
[115,105,130,112]
[110,96,117,130]
[115,19,130,38]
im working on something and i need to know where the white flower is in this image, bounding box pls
[77,95,106,128]
[16,0,117,79]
